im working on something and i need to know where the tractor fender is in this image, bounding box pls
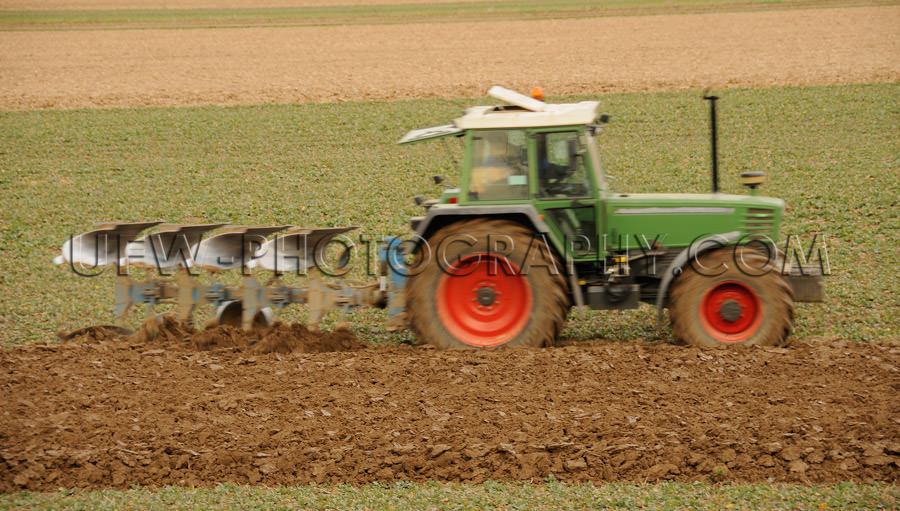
[655,231,742,325]
[411,204,551,245]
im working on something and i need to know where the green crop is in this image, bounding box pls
[1,83,897,345]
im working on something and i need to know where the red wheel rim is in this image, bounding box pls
[436,253,532,347]
[699,280,763,343]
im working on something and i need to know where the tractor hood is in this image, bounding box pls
[605,193,785,247]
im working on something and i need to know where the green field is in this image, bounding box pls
[1,83,898,345]
[2,481,898,510]
[1,0,891,30]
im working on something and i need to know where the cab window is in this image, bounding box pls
[535,131,590,198]
[468,130,528,201]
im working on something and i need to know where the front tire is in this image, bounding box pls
[668,246,794,347]
[406,219,569,348]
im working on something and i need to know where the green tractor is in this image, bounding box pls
[399,86,824,349]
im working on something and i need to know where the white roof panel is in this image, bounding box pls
[397,123,463,145]
[454,101,601,129]
[398,87,602,144]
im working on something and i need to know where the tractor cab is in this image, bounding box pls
[400,86,608,261]
[466,127,593,201]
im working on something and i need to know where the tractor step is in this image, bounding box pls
[786,265,826,302]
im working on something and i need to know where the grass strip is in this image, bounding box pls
[1,481,898,510]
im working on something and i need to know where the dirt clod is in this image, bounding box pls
[252,323,364,354]
[130,315,196,344]
[58,325,132,343]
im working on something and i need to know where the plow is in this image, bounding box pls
[55,86,824,348]
[55,223,406,334]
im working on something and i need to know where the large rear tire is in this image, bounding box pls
[669,246,794,347]
[406,219,569,348]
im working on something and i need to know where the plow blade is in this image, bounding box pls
[53,222,162,268]
[194,225,290,271]
[251,226,358,273]
[125,223,224,271]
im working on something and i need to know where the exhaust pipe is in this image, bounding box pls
[703,93,719,193]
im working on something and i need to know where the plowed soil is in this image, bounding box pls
[1,6,898,110]
[1,322,897,491]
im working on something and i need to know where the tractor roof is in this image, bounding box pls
[398,86,601,144]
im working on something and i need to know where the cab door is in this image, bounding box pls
[529,128,598,263]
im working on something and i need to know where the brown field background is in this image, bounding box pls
[0,5,898,110]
